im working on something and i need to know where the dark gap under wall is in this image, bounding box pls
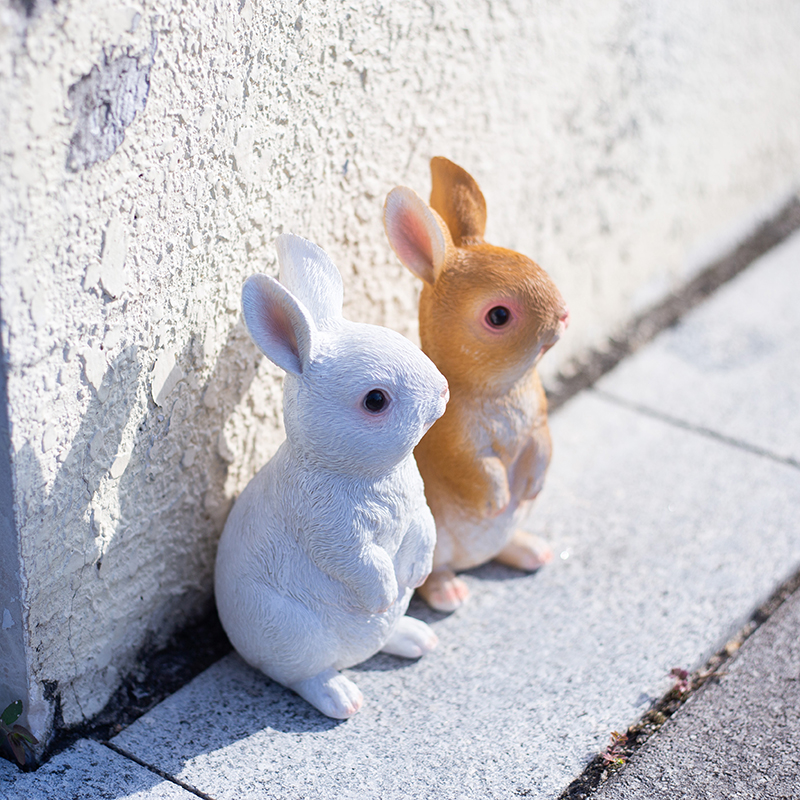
[0,299,34,757]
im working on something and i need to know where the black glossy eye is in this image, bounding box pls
[487,306,510,327]
[363,389,387,413]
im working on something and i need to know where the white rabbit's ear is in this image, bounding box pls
[242,274,314,376]
[275,234,343,324]
[383,186,453,286]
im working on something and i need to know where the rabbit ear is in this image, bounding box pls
[383,186,452,286]
[242,273,314,376]
[429,157,487,245]
[275,234,343,324]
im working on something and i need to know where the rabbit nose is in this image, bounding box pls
[559,308,570,329]
[440,382,450,403]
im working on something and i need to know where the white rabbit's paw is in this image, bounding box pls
[355,572,399,614]
[397,557,434,590]
[417,568,469,612]
[494,529,553,572]
[290,668,364,719]
[381,616,438,659]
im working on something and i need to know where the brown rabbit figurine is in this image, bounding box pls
[383,157,569,612]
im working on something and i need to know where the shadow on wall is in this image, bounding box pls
[12,319,269,745]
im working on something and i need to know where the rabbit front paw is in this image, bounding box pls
[352,571,399,614]
[345,544,400,613]
[357,579,399,614]
[479,456,511,518]
[485,483,511,518]
[521,472,546,502]
[396,551,434,590]
[409,559,434,589]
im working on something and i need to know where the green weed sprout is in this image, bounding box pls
[1,700,38,765]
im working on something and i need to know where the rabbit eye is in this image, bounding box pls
[487,306,511,327]
[363,389,387,413]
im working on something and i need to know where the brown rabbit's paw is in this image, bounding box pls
[417,568,469,612]
[494,530,553,572]
[482,483,511,519]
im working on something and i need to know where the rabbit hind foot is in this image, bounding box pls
[494,529,552,572]
[417,567,469,612]
[381,615,439,659]
[290,668,363,719]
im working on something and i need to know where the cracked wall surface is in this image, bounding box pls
[1,0,800,745]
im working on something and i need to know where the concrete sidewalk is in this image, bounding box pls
[2,230,799,799]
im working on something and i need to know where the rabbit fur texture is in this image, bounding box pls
[384,157,569,613]
[215,234,449,719]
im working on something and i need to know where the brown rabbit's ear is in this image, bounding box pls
[384,186,453,286]
[429,157,487,245]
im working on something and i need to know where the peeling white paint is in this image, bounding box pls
[41,425,57,453]
[99,216,127,297]
[81,346,106,392]
[109,451,131,479]
[150,349,181,406]
[1,0,800,744]
[89,429,105,461]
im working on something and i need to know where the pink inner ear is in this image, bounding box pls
[266,301,299,358]
[251,292,301,373]
[393,206,435,282]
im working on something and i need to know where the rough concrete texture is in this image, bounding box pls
[597,229,800,465]
[595,584,800,800]
[3,0,800,745]
[109,389,800,799]
[0,737,196,799]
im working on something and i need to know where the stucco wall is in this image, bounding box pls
[1,0,800,744]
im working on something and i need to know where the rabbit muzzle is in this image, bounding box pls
[538,306,570,358]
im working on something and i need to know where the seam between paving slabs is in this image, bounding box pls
[556,566,800,800]
[102,740,217,800]
[591,387,800,473]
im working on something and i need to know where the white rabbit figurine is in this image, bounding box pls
[214,234,449,719]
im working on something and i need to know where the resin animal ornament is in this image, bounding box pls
[214,234,449,719]
[383,157,569,612]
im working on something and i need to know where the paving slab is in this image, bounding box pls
[596,229,800,465]
[597,228,800,464]
[111,392,800,800]
[594,578,800,800]
[0,738,197,799]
